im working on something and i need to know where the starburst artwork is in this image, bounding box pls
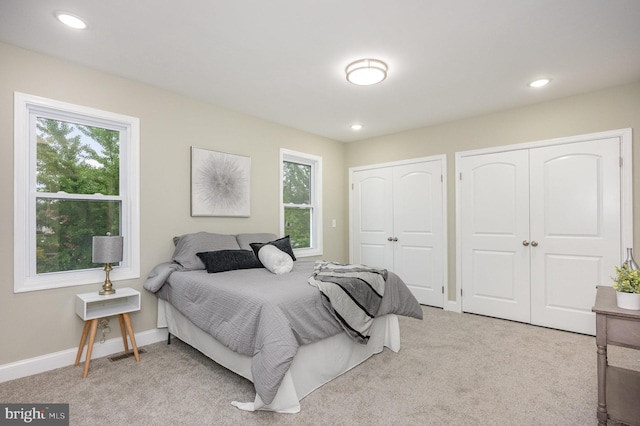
[191,147,250,217]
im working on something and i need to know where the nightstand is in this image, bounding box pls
[592,285,640,426]
[74,287,141,378]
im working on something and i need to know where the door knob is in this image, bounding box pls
[392,237,398,242]
[387,237,393,242]
[522,240,530,246]
[531,241,538,247]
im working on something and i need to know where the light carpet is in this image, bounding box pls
[1,306,637,425]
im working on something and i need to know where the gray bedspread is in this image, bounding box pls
[144,260,422,405]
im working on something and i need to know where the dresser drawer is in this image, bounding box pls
[607,316,640,349]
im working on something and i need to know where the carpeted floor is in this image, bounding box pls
[1,306,637,425]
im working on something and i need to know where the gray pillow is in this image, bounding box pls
[236,233,278,250]
[172,232,240,270]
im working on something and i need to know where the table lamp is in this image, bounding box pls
[92,233,123,295]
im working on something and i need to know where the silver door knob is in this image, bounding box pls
[522,240,530,246]
[387,237,393,242]
[392,237,398,242]
[531,241,538,247]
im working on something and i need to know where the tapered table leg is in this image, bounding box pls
[74,321,91,366]
[118,314,130,353]
[81,319,99,378]
[122,313,140,362]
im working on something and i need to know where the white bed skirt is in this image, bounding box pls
[157,298,401,413]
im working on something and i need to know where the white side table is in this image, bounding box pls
[74,287,141,378]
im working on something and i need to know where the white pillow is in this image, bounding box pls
[258,244,293,275]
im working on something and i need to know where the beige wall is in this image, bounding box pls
[0,42,347,365]
[2,39,639,367]
[345,81,640,300]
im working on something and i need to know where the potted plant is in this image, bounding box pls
[612,264,640,310]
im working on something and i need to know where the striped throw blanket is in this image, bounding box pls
[308,261,387,344]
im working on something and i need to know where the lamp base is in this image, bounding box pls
[99,263,116,295]
[99,286,116,296]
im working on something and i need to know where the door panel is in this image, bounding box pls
[460,150,531,322]
[351,168,394,271]
[472,249,518,300]
[529,139,621,335]
[393,162,444,307]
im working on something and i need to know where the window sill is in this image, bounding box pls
[294,248,323,258]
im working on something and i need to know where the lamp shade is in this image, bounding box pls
[92,235,123,264]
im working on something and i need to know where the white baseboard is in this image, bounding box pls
[444,298,462,313]
[0,328,168,383]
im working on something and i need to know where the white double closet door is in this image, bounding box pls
[350,157,446,308]
[459,136,623,335]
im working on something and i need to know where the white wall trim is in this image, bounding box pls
[0,328,167,383]
[349,155,443,173]
[279,148,323,257]
[13,91,141,293]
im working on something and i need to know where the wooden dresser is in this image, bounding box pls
[592,285,640,426]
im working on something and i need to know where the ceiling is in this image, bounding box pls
[1,1,639,143]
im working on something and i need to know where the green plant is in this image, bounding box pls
[612,264,640,294]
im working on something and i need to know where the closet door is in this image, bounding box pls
[459,150,531,322]
[351,158,446,307]
[351,167,394,271]
[393,161,444,307]
[529,138,621,335]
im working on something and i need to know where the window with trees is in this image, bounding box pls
[280,149,322,257]
[14,93,140,292]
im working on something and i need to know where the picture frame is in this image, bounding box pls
[190,147,251,217]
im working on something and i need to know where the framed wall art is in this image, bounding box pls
[190,147,251,217]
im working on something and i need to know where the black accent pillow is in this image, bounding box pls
[249,235,297,262]
[196,250,262,273]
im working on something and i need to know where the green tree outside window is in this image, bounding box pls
[283,161,312,249]
[36,118,121,274]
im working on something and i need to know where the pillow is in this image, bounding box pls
[250,235,296,261]
[196,250,262,273]
[236,233,278,250]
[258,244,293,275]
[172,232,241,270]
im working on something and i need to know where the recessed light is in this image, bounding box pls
[55,12,88,29]
[529,78,551,88]
[351,124,363,131]
[346,59,388,86]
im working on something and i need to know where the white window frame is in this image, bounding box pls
[14,92,140,293]
[280,148,323,258]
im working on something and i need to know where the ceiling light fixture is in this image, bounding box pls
[346,59,388,86]
[529,78,551,88]
[55,12,88,29]
[351,124,363,131]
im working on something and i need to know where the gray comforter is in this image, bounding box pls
[144,260,422,405]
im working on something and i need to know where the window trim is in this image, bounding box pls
[14,92,140,293]
[279,148,322,258]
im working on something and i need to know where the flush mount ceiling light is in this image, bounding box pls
[351,124,363,131]
[346,59,388,86]
[529,78,551,88]
[55,12,88,29]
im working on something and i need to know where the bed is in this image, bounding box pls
[144,232,422,413]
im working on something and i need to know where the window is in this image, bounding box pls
[280,149,322,257]
[14,92,140,292]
